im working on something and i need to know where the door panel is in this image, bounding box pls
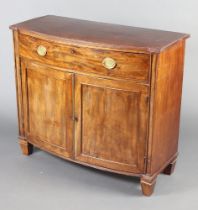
[75,75,149,173]
[21,61,73,157]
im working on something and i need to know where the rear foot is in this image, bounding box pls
[162,159,176,175]
[19,139,33,155]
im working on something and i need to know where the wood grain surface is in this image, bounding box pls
[10,15,189,53]
[21,61,74,158]
[18,33,150,83]
[147,40,185,175]
[74,74,149,173]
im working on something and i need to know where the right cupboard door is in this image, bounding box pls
[74,75,149,174]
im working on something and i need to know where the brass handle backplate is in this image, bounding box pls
[37,45,47,57]
[102,57,117,70]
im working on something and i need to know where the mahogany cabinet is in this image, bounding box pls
[10,15,189,196]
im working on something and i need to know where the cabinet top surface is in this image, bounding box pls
[10,15,189,53]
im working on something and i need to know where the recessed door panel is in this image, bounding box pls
[75,75,149,173]
[21,61,73,157]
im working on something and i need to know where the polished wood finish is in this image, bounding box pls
[10,15,189,53]
[18,34,151,83]
[10,16,189,196]
[147,40,186,175]
[74,75,149,173]
[21,61,74,158]
[141,175,157,196]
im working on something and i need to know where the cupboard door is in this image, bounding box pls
[75,75,149,173]
[21,61,73,158]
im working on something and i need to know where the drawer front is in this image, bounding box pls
[18,33,151,83]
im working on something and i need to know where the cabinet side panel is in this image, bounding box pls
[13,30,25,137]
[149,40,185,174]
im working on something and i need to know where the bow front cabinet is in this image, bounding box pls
[10,15,189,196]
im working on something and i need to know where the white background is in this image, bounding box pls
[0,1,197,209]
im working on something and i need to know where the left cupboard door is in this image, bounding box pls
[21,61,74,158]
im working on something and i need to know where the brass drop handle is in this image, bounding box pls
[37,45,47,57]
[102,57,117,70]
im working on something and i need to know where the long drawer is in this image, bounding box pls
[18,33,151,83]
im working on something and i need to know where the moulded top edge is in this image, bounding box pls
[10,15,190,54]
